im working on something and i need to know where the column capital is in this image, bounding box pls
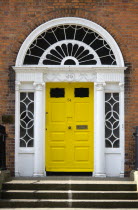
[15,81,21,91]
[119,83,124,92]
[95,82,106,91]
[33,82,45,91]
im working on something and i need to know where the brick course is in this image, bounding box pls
[0,0,138,176]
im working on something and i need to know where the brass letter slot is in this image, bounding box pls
[76,125,88,130]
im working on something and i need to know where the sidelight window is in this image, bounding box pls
[20,92,34,147]
[105,93,120,148]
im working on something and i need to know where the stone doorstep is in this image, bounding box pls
[0,209,138,210]
[4,179,135,184]
[10,176,131,181]
[1,172,138,210]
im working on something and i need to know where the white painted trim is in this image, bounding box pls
[15,81,21,177]
[13,66,126,84]
[18,148,35,154]
[15,17,124,67]
[13,66,127,72]
[105,149,122,154]
[94,82,106,177]
[119,83,125,177]
[33,82,45,177]
[104,83,124,176]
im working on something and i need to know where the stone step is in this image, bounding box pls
[0,209,138,210]
[1,199,138,208]
[1,209,138,210]
[2,181,137,191]
[1,179,137,208]
[2,190,138,200]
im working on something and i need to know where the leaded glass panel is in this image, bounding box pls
[105,93,120,148]
[20,93,34,147]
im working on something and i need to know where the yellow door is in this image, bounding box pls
[46,83,94,172]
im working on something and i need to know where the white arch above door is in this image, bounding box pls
[15,17,124,67]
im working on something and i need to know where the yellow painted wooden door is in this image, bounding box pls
[46,83,94,172]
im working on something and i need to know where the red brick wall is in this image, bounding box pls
[0,0,137,176]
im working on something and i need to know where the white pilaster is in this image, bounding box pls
[119,83,125,177]
[33,82,45,177]
[15,81,21,177]
[94,82,106,177]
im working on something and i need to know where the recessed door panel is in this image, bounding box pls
[46,83,94,172]
[51,103,66,122]
[74,132,89,141]
[51,147,65,162]
[75,147,89,161]
[75,103,89,122]
[50,132,65,142]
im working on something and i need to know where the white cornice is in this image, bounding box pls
[13,66,127,73]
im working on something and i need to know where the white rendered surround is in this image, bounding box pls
[13,66,126,177]
[13,17,126,177]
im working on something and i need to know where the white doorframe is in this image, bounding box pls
[13,66,126,177]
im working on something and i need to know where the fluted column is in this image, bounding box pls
[94,82,106,177]
[33,82,45,177]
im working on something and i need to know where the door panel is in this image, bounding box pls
[75,147,89,161]
[51,132,65,141]
[75,103,89,122]
[51,147,65,161]
[46,83,94,172]
[74,132,89,141]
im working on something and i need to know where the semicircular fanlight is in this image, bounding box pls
[24,24,117,66]
[41,41,99,65]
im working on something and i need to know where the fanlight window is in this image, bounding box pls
[24,25,117,66]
